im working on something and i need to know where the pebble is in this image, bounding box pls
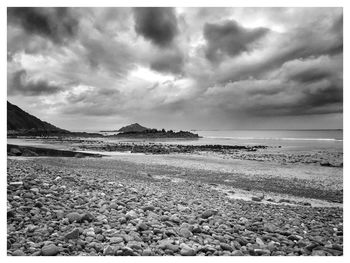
[41,244,60,256]
[12,249,25,256]
[103,245,115,256]
[66,212,82,223]
[64,228,80,239]
[180,243,196,256]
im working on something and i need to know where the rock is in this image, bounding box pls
[201,209,217,219]
[142,205,155,212]
[136,222,148,231]
[122,246,135,256]
[288,235,303,241]
[179,228,193,238]
[86,228,96,237]
[278,199,291,203]
[180,244,196,256]
[41,244,60,256]
[30,188,39,194]
[254,249,271,256]
[64,228,80,239]
[12,249,25,256]
[232,250,244,256]
[66,212,82,223]
[7,210,15,218]
[22,149,39,156]
[55,210,65,219]
[256,237,265,247]
[74,153,85,158]
[158,239,174,249]
[110,237,124,244]
[177,204,191,212]
[80,212,95,222]
[312,250,327,256]
[10,148,22,156]
[220,243,233,251]
[252,196,263,202]
[103,245,115,256]
[126,210,138,220]
[9,181,23,187]
[142,249,153,256]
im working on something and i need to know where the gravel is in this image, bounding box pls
[7,157,343,256]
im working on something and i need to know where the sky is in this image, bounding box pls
[7,7,343,131]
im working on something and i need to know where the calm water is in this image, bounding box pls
[102,129,343,152]
[8,129,343,152]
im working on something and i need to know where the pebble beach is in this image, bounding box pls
[7,147,343,256]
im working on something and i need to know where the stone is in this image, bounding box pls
[66,212,82,223]
[179,228,193,238]
[232,250,244,256]
[220,243,233,251]
[180,244,196,256]
[9,181,23,187]
[142,249,153,256]
[64,228,80,239]
[252,196,263,202]
[126,210,138,220]
[110,236,124,244]
[122,246,135,256]
[103,245,115,256]
[55,210,64,219]
[201,209,217,219]
[142,205,155,212]
[254,249,271,256]
[10,148,22,156]
[136,222,148,231]
[12,249,26,256]
[312,250,327,256]
[256,237,265,247]
[41,244,60,256]
[288,235,303,241]
[81,212,95,222]
[30,188,40,194]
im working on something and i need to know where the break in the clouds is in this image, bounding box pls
[7,7,343,131]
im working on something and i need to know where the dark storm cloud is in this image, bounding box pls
[203,20,269,62]
[287,67,332,84]
[82,36,135,76]
[150,49,184,75]
[8,70,64,96]
[133,7,178,48]
[7,7,78,44]
[217,21,343,84]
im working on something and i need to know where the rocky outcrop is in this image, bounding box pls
[7,144,103,158]
[114,129,200,139]
[118,123,149,133]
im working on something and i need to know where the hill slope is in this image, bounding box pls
[118,123,149,133]
[7,101,69,135]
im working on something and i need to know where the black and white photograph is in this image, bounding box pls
[5,2,345,258]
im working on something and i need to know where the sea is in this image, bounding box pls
[101,129,343,152]
[8,129,343,153]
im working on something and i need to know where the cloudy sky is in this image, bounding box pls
[7,7,343,131]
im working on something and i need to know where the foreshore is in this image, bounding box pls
[7,137,343,256]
